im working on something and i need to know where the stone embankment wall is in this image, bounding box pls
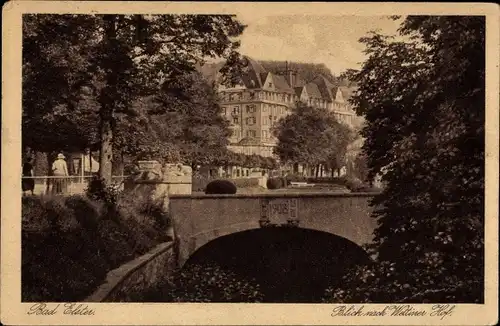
[85,242,176,302]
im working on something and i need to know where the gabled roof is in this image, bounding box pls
[312,75,335,102]
[304,82,322,99]
[294,86,304,97]
[260,73,270,86]
[273,74,295,94]
[239,56,268,89]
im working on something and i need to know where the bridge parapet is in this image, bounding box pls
[169,192,379,267]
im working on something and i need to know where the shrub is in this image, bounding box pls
[64,195,102,231]
[85,175,120,216]
[266,178,283,190]
[205,180,237,194]
[140,263,264,303]
[194,177,261,192]
[22,191,170,302]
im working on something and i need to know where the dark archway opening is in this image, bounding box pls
[184,227,371,303]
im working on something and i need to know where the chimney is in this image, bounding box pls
[285,61,295,88]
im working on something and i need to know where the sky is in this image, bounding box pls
[234,15,403,75]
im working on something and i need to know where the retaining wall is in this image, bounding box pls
[85,242,176,302]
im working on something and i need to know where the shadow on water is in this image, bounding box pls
[184,227,371,303]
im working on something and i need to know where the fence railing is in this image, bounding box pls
[22,175,128,196]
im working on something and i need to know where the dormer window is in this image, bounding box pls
[268,82,272,88]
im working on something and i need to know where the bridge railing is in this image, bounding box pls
[21,175,128,196]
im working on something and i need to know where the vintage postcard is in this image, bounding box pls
[1,1,499,325]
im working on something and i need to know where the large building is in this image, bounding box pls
[213,56,362,160]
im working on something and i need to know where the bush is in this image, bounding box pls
[140,263,264,303]
[85,175,120,217]
[22,191,170,302]
[205,180,237,194]
[194,177,261,192]
[266,178,284,190]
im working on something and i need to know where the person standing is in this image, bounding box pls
[83,148,100,176]
[22,157,35,196]
[52,153,69,194]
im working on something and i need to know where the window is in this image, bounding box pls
[262,105,267,112]
[233,117,239,124]
[268,82,272,88]
[247,130,256,138]
[221,107,226,115]
[249,92,255,99]
[232,106,239,114]
[262,130,268,139]
[263,118,268,125]
[246,117,256,125]
[246,105,256,113]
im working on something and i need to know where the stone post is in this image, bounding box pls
[127,161,192,242]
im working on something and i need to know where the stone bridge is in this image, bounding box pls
[169,192,378,267]
[128,161,379,268]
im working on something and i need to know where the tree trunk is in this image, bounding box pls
[98,15,118,184]
[315,164,320,178]
[99,118,113,183]
[331,167,334,178]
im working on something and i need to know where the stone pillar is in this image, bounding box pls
[127,161,192,249]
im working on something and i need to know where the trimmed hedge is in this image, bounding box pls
[205,180,237,194]
[194,177,260,192]
[266,177,286,190]
[22,192,170,302]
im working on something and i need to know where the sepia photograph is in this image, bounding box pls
[1,1,498,325]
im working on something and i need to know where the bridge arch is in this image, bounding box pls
[182,227,372,303]
[170,192,378,267]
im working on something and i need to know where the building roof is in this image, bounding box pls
[294,86,303,97]
[240,56,268,89]
[273,74,295,94]
[304,82,322,99]
[312,75,335,102]
[212,55,357,103]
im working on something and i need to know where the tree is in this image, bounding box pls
[272,102,352,175]
[23,14,246,183]
[153,71,232,169]
[22,15,101,154]
[327,16,485,303]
